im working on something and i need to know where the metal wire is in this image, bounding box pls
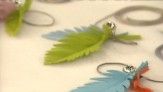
[96,62,128,74]
[94,5,163,26]
[38,0,70,3]
[97,62,163,83]
[23,10,55,27]
[155,44,163,61]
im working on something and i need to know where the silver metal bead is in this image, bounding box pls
[107,21,116,30]
[13,0,25,7]
[123,65,136,73]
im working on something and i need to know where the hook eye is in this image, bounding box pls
[13,0,25,7]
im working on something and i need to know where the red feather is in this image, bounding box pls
[131,67,153,92]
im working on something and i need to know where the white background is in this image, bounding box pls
[0,0,163,92]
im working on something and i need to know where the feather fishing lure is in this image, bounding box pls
[43,22,142,65]
[71,62,152,92]
[5,0,32,36]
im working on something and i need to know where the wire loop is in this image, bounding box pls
[155,44,163,61]
[23,10,55,27]
[95,5,163,26]
[97,62,163,83]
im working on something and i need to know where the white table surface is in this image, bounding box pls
[0,0,163,92]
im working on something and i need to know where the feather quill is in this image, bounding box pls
[5,0,32,36]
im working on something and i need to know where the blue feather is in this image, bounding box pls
[135,61,148,74]
[71,70,134,92]
[42,30,74,41]
[42,26,98,41]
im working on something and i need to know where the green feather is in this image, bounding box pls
[45,25,112,64]
[44,23,142,65]
[5,0,32,36]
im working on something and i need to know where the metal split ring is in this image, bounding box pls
[95,5,163,26]
[23,10,55,27]
[155,44,163,61]
[114,5,163,26]
[38,0,70,3]
[97,62,163,83]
